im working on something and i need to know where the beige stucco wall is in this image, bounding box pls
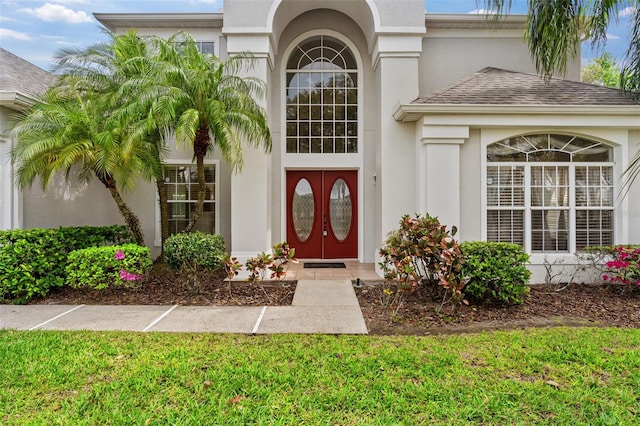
[420,29,582,94]
[627,130,640,244]
[459,128,482,241]
[1,106,15,230]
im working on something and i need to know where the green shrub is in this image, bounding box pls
[460,241,531,305]
[66,244,152,290]
[0,226,134,303]
[163,232,225,271]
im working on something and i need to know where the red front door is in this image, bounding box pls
[286,170,358,259]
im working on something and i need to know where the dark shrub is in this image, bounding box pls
[163,232,225,271]
[0,226,134,303]
[460,241,531,305]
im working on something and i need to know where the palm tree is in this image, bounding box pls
[11,85,148,245]
[485,0,640,190]
[484,0,639,95]
[148,33,272,232]
[11,31,165,246]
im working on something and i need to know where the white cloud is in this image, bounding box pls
[618,6,637,19]
[19,3,93,24]
[0,15,18,22]
[606,33,621,40]
[467,9,497,15]
[0,27,32,40]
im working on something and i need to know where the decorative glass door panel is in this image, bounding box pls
[286,170,357,258]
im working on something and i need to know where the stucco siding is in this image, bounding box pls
[628,130,640,245]
[421,35,535,94]
[460,128,482,241]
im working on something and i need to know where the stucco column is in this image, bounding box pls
[374,34,423,260]
[226,34,273,266]
[0,136,20,230]
[418,122,469,235]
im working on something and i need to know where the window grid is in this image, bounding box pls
[286,35,357,154]
[486,134,614,253]
[165,165,216,235]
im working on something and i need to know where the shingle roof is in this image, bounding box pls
[413,67,638,106]
[0,48,55,98]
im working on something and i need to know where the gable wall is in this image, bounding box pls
[420,28,582,95]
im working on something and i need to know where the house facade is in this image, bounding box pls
[6,0,640,281]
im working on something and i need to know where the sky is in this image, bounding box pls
[0,0,637,71]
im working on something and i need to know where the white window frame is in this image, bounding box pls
[482,133,616,262]
[196,41,215,55]
[154,160,220,246]
[487,161,614,253]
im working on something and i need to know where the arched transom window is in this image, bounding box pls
[486,134,614,253]
[286,35,358,154]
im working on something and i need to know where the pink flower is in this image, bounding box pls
[119,269,141,281]
[114,250,125,260]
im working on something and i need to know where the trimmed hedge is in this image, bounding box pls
[460,241,531,305]
[66,244,152,290]
[0,226,134,303]
[164,232,226,271]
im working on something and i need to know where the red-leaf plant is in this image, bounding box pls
[379,214,466,315]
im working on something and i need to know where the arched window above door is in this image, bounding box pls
[286,35,358,154]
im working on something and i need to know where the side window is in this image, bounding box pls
[165,164,217,235]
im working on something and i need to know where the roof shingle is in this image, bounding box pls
[0,48,55,98]
[413,67,638,106]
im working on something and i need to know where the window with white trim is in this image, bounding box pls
[486,134,614,252]
[173,41,215,55]
[285,35,358,154]
[165,164,217,235]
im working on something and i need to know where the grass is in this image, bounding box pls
[1,328,639,425]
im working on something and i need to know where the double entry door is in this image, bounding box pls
[286,170,357,259]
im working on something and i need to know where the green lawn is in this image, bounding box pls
[1,328,639,425]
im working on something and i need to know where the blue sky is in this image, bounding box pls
[0,0,637,71]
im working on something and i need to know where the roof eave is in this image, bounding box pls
[94,13,224,31]
[393,103,640,122]
[0,91,37,111]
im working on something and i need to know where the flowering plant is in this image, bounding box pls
[114,249,142,281]
[601,246,640,285]
[66,244,151,289]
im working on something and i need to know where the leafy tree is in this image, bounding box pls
[148,33,272,232]
[582,52,622,87]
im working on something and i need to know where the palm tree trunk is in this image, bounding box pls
[185,125,209,233]
[98,173,146,246]
[156,177,169,259]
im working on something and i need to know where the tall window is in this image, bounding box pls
[286,35,358,154]
[486,134,613,252]
[165,164,216,235]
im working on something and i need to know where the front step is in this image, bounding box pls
[292,280,360,307]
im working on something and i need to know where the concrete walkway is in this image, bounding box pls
[0,280,368,334]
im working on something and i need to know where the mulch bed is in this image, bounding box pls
[24,269,640,335]
[32,269,297,307]
[356,280,640,335]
